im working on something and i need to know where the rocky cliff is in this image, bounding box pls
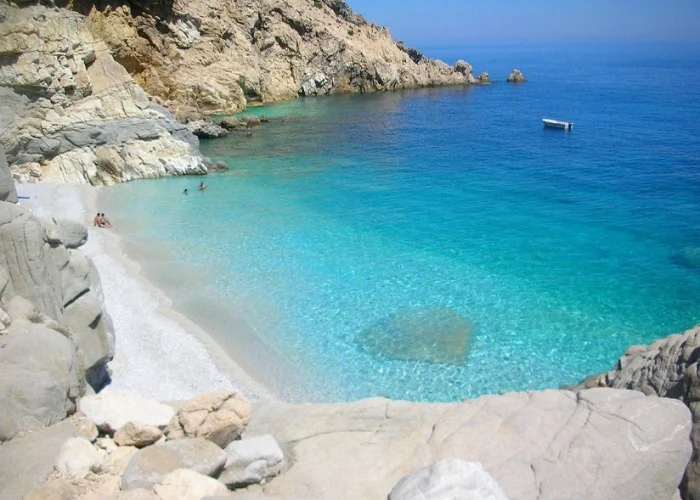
[0,2,207,185]
[62,0,479,115]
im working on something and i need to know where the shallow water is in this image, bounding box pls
[104,41,700,402]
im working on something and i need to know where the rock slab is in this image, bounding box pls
[243,388,691,499]
[121,438,227,490]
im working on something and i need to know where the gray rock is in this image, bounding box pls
[41,218,88,249]
[389,459,508,500]
[592,325,700,499]
[187,120,229,139]
[243,388,691,499]
[218,117,242,130]
[0,202,63,319]
[54,437,102,478]
[0,420,75,500]
[121,438,227,490]
[78,390,176,434]
[0,324,81,442]
[0,148,18,204]
[507,69,527,83]
[477,72,491,84]
[240,115,261,128]
[219,434,284,488]
[454,60,473,76]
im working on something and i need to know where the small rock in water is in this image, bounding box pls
[356,307,475,365]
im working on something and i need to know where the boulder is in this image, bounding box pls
[121,438,227,490]
[54,437,102,478]
[242,388,691,499]
[454,60,473,76]
[388,459,508,500]
[219,434,285,488]
[0,420,75,500]
[0,149,18,204]
[241,115,261,129]
[477,72,491,84]
[153,469,231,500]
[96,437,118,453]
[507,69,527,83]
[78,390,176,434]
[41,218,88,249]
[0,202,63,319]
[587,325,700,499]
[114,422,164,448]
[0,323,82,441]
[218,117,242,131]
[187,120,229,139]
[75,417,99,442]
[166,391,250,447]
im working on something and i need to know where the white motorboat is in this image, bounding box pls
[542,118,574,130]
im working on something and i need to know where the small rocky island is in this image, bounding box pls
[0,0,698,499]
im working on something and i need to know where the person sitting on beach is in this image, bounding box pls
[93,213,102,227]
[198,182,207,191]
[100,213,113,228]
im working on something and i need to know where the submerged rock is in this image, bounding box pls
[357,307,474,365]
[671,247,700,271]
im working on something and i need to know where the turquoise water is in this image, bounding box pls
[105,42,700,402]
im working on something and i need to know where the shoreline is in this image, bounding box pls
[18,182,275,403]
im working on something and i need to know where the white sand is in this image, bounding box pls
[18,182,273,402]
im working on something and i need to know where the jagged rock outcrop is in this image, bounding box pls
[507,68,527,83]
[64,0,479,116]
[0,3,207,185]
[243,388,691,499]
[0,149,18,203]
[579,325,700,500]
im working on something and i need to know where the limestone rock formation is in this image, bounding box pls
[78,390,176,434]
[121,438,227,490]
[67,0,479,116]
[507,69,527,83]
[166,391,251,447]
[243,388,691,499]
[583,325,700,500]
[389,459,508,500]
[219,434,285,488]
[0,3,207,185]
[187,120,229,139]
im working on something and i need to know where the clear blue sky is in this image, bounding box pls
[347,0,700,45]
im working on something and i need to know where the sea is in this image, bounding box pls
[103,41,700,402]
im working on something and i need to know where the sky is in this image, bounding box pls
[346,0,700,45]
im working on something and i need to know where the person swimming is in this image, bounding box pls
[183,188,189,195]
[198,182,207,191]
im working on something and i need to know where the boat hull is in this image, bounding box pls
[543,119,573,130]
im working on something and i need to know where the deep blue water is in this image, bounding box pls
[104,42,700,402]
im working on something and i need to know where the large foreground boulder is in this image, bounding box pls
[243,388,691,499]
[0,323,82,441]
[584,325,700,500]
